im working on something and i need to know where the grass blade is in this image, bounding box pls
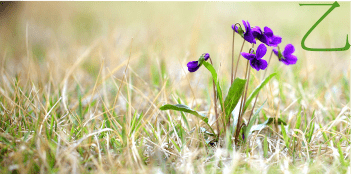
[281,123,289,148]
[160,104,207,122]
[263,135,268,158]
[245,101,266,140]
[243,73,276,113]
[160,104,215,135]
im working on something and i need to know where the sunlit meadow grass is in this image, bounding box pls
[0,2,350,173]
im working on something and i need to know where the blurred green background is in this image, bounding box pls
[0,2,349,94]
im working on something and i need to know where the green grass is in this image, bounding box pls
[0,1,350,173]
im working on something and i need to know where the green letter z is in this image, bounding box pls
[300,1,350,51]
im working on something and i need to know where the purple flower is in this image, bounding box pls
[252,26,269,45]
[232,20,256,44]
[252,26,282,47]
[232,24,238,32]
[273,44,297,65]
[204,53,210,61]
[187,61,200,72]
[187,53,210,72]
[241,44,268,71]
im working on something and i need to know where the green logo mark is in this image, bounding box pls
[300,1,350,51]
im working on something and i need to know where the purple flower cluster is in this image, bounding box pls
[186,20,298,73]
[252,26,281,47]
[233,20,282,47]
[233,20,297,70]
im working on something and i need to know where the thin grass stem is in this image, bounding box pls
[234,59,250,144]
[247,49,273,123]
[231,30,235,84]
[209,58,220,137]
[233,39,245,80]
[231,23,241,84]
[234,44,254,144]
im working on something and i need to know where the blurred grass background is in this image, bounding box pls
[1,1,349,112]
[0,2,349,84]
[0,2,350,173]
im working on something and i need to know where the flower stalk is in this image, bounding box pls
[234,44,255,144]
[231,23,241,84]
[247,49,273,123]
[233,39,245,80]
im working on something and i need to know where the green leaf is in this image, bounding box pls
[170,138,181,152]
[306,111,315,143]
[224,78,246,123]
[281,123,289,148]
[307,122,315,143]
[202,61,224,111]
[177,98,190,130]
[130,111,138,133]
[243,73,277,113]
[244,101,266,140]
[160,104,207,122]
[130,112,144,136]
[295,111,302,130]
[160,104,215,135]
[337,141,347,166]
[263,136,268,158]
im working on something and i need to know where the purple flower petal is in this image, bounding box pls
[246,20,251,31]
[283,44,295,58]
[252,26,270,46]
[269,35,282,47]
[235,20,257,44]
[244,34,256,44]
[251,26,262,38]
[187,61,200,72]
[264,27,273,38]
[258,59,268,70]
[204,53,210,60]
[187,61,198,68]
[256,44,267,59]
[241,52,255,61]
[242,20,248,32]
[258,34,270,46]
[232,24,239,33]
[252,26,262,35]
[250,58,268,71]
[281,54,298,65]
